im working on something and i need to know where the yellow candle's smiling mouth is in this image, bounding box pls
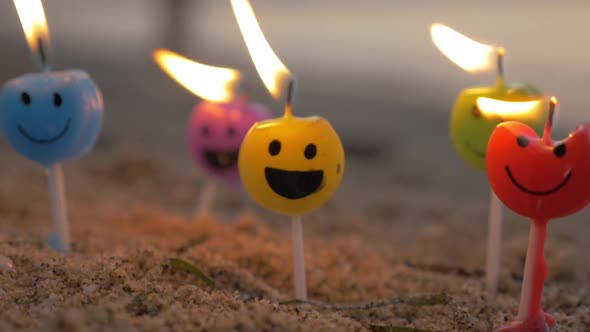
[264,167,324,200]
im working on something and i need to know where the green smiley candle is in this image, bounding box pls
[431,23,547,296]
[451,82,545,170]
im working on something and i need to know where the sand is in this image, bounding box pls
[0,146,589,332]
[0,43,589,332]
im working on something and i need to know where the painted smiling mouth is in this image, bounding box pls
[505,165,572,196]
[464,141,486,159]
[264,167,324,199]
[204,149,239,170]
[17,118,72,144]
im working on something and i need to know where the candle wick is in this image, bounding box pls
[285,78,297,118]
[37,37,50,72]
[496,48,505,89]
[543,98,557,144]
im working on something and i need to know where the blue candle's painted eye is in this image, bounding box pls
[53,93,63,108]
[21,92,31,105]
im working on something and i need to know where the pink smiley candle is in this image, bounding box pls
[187,96,271,185]
[154,49,271,218]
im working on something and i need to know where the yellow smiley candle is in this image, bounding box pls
[231,0,345,301]
[239,95,344,217]
[431,23,548,296]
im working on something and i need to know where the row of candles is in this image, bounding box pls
[1,1,587,331]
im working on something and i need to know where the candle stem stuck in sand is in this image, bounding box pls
[291,216,307,300]
[46,164,70,253]
[517,221,551,323]
[194,180,217,219]
[485,190,502,296]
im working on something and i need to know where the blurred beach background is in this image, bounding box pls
[0,1,588,185]
[0,1,590,330]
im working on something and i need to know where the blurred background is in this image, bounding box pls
[3,3,590,328]
[0,0,589,199]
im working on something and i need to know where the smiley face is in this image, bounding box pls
[451,84,546,170]
[486,121,590,220]
[187,97,271,185]
[0,70,103,167]
[239,115,345,216]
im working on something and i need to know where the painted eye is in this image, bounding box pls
[53,93,63,108]
[227,127,236,137]
[304,144,317,160]
[472,105,482,118]
[516,136,529,148]
[268,139,281,156]
[553,143,566,158]
[201,126,210,137]
[21,92,31,105]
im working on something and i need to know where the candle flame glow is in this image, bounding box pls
[14,0,51,69]
[231,0,291,100]
[153,49,241,103]
[476,97,543,117]
[430,23,496,72]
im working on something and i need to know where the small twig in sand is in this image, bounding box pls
[404,261,484,278]
[279,293,450,311]
[168,258,216,288]
[369,325,435,332]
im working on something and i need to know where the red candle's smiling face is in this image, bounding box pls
[486,121,590,220]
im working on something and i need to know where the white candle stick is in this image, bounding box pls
[486,189,503,296]
[46,163,70,253]
[194,180,217,219]
[291,216,307,300]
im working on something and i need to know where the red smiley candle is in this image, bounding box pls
[486,97,590,331]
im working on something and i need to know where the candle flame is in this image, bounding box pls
[153,49,241,103]
[231,0,291,100]
[14,0,51,69]
[476,97,543,117]
[430,23,496,72]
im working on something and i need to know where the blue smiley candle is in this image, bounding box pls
[0,0,104,253]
